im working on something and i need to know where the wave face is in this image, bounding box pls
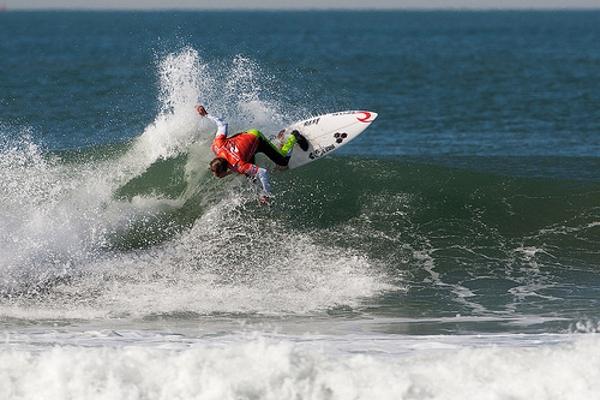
[1,47,599,330]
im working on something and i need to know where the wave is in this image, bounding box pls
[0,47,598,321]
[2,333,600,400]
[0,48,390,319]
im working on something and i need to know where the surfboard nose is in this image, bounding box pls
[356,111,378,123]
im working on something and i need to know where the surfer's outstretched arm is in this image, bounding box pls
[206,114,228,138]
[256,167,272,198]
[236,161,272,198]
[196,105,228,138]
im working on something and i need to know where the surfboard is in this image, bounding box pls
[272,110,378,169]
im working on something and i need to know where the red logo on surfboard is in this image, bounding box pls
[356,112,374,123]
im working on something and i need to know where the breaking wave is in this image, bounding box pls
[1,47,598,323]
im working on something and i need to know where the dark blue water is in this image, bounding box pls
[1,11,599,335]
[3,11,600,158]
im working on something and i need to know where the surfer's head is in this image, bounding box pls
[209,157,228,178]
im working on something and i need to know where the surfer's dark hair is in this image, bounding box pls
[209,157,228,175]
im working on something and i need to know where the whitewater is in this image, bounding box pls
[1,329,600,400]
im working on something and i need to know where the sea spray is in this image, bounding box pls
[0,48,389,318]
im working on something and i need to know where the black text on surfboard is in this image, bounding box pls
[309,144,335,160]
[303,118,320,127]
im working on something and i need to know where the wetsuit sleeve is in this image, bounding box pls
[256,168,272,197]
[235,160,259,176]
[236,162,272,196]
[206,114,228,138]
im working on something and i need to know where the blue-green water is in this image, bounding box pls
[1,11,600,399]
[4,11,600,157]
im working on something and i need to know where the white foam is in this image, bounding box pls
[0,192,391,319]
[0,48,208,295]
[1,332,599,400]
[0,48,390,318]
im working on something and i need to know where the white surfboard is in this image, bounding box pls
[272,110,378,169]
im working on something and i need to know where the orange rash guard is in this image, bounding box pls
[211,129,260,176]
[207,114,272,196]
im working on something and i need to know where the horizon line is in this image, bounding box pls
[4,6,600,11]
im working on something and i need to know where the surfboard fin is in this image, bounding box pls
[292,130,309,151]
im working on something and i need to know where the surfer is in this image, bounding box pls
[196,105,308,204]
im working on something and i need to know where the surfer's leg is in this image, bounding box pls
[250,130,293,166]
[279,133,298,155]
[276,130,308,153]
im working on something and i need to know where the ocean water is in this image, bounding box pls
[1,10,600,399]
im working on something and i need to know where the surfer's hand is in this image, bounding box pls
[259,195,270,206]
[196,105,208,117]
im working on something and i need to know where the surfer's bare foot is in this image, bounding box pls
[292,130,309,151]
